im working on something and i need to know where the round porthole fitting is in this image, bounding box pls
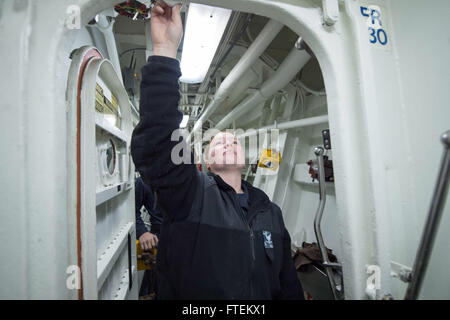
[105,139,116,176]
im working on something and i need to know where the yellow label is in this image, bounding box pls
[258,149,281,171]
[95,82,120,128]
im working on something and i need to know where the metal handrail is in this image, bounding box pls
[405,130,450,300]
[313,146,341,300]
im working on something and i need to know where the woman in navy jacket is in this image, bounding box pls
[131,2,303,300]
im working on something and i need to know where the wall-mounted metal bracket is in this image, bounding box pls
[390,261,412,283]
[323,261,342,270]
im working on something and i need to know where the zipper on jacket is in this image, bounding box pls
[250,228,255,261]
[229,190,267,298]
[229,191,255,262]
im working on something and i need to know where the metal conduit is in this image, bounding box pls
[236,115,329,140]
[214,47,311,131]
[96,14,123,84]
[405,130,450,300]
[188,19,284,140]
[267,93,283,125]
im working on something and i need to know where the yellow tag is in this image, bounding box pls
[95,82,120,128]
[136,240,151,271]
[258,149,281,171]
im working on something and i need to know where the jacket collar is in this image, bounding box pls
[207,172,272,212]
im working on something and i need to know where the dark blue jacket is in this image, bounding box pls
[135,177,163,238]
[131,56,303,300]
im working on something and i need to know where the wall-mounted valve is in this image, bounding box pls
[307,129,334,182]
[307,156,334,182]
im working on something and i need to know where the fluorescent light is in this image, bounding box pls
[180,4,232,83]
[180,115,189,128]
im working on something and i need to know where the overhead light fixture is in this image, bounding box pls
[180,115,189,128]
[180,3,232,83]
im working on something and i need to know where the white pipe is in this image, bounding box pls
[271,114,328,131]
[215,47,311,131]
[96,14,123,84]
[258,99,272,127]
[145,20,152,60]
[280,137,299,211]
[237,115,329,139]
[188,19,284,139]
[244,155,258,181]
[268,93,283,124]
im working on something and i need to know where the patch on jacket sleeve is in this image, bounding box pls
[262,230,274,248]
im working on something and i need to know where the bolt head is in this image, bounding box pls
[441,130,450,148]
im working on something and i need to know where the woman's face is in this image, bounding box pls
[207,132,245,172]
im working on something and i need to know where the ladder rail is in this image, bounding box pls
[405,130,450,300]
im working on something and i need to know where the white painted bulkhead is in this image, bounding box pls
[0,0,449,300]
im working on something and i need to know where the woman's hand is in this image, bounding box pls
[151,2,183,59]
[139,232,159,251]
